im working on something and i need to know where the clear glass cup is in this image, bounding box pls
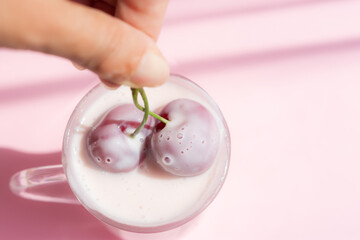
[10,74,231,239]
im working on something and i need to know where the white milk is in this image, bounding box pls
[63,76,230,231]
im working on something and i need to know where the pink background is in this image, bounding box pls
[1,0,360,239]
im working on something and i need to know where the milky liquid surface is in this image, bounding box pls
[63,76,230,229]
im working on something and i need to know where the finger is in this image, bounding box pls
[71,0,93,6]
[115,0,169,40]
[0,0,169,87]
[72,61,86,70]
[92,1,115,15]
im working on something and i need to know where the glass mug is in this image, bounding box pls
[10,75,231,239]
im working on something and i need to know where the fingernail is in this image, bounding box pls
[131,49,170,87]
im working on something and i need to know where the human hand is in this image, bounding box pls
[0,0,169,87]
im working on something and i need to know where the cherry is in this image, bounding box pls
[87,104,153,172]
[150,99,220,176]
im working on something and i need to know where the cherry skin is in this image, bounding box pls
[87,104,153,172]
[150,98,220,177]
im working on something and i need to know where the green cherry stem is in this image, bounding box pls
[130,88,149,137]
[130,88,169,137]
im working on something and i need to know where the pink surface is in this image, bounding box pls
[1,0,360,239]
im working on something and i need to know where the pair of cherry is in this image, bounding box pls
[87,98,220,177]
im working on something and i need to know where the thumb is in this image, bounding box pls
[0,0,169,87]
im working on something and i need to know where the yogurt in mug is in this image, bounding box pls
[62,75,230,233]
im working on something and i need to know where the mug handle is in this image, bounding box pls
[9,165,79,204]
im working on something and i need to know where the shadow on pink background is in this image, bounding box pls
[0,148,117,239]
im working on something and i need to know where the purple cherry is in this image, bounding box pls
[87,104,153,172]
[150,99,220,176]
